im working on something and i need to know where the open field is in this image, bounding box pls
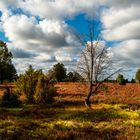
[56,82,140,106]
[0,82,140,139]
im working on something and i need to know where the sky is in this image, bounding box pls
[0,0,140,79]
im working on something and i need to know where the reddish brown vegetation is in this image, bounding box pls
[0,85,15,97]
[0,82,140,106]
[56,82,140,106]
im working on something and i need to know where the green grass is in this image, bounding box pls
[0,103,140,140]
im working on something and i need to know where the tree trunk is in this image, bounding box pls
[85,82,92,108]
[0,70,3,84]
[85,82,102,109]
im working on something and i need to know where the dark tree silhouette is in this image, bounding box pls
[52,63,67,82]
[0,41,17,84]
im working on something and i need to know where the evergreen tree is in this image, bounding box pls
[53,63,67,82]
[0,41,16,84]
[15,65,43,103]
[116,74,126,85]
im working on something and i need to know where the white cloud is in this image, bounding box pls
[0,0,140,76]
[19,0,99,19]
[100,0,140,75]
[102,19,140,41]
[2,14,78,50]
[101,6,140,29]
[101,0,140,41]
[0,0,18,10]
[100,0,140,8]
[110,40,140,68]
[1,13,81,73]
[34,53,56,62]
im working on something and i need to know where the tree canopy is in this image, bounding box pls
[67,71,84,82]
[52,63,67,82]
[0,40,17,84]
[116,74,126,85]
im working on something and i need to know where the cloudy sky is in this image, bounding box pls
[0,0,140,79]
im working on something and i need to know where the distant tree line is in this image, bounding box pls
[47,63,84,82]
[0,40,84,84]
[1,40,140,85]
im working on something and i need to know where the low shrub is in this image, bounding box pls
[45,86,57,104]
[34,75,57,104]
[116,74,126,85]
[1,87,20,108]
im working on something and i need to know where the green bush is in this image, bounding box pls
[15,65,43,103]
[135,68,140,83]
[34,75,57,104]
[1,88,20,108]
[15,65,57,104]
[45,86,57,104]
[116,74,126,85]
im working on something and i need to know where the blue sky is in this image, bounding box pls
[0,0,140,79]
[0,32,8,41]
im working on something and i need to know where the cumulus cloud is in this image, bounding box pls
[100,0,140,75]
[11,48,37,58]
[0,12,81,73]
[101,6,140,29]
[100,0,140,8]
[0,0,100,74]
[19,0,99,19]
[101,0,140,41]
[110,40,140,68]
[102,20,140,41]
[0,0,140,76]
[0,0,18,10]
[2,14,78,49]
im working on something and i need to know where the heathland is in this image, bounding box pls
[0,82,140,140]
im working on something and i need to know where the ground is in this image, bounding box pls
[0,82,140,140]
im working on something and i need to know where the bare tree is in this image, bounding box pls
[77,22,120,108]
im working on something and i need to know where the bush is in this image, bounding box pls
[45,86,57,104]
[135,68,140,83]
[15,66,57,105]
[34,75,57,104]
[131,78,136,83]
[15,65,43,103]
[67,71,84,82]
[116,74,126,85]
[1,87,20,108]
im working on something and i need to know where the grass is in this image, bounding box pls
[0,83,140,139]
[0,103,140,140]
